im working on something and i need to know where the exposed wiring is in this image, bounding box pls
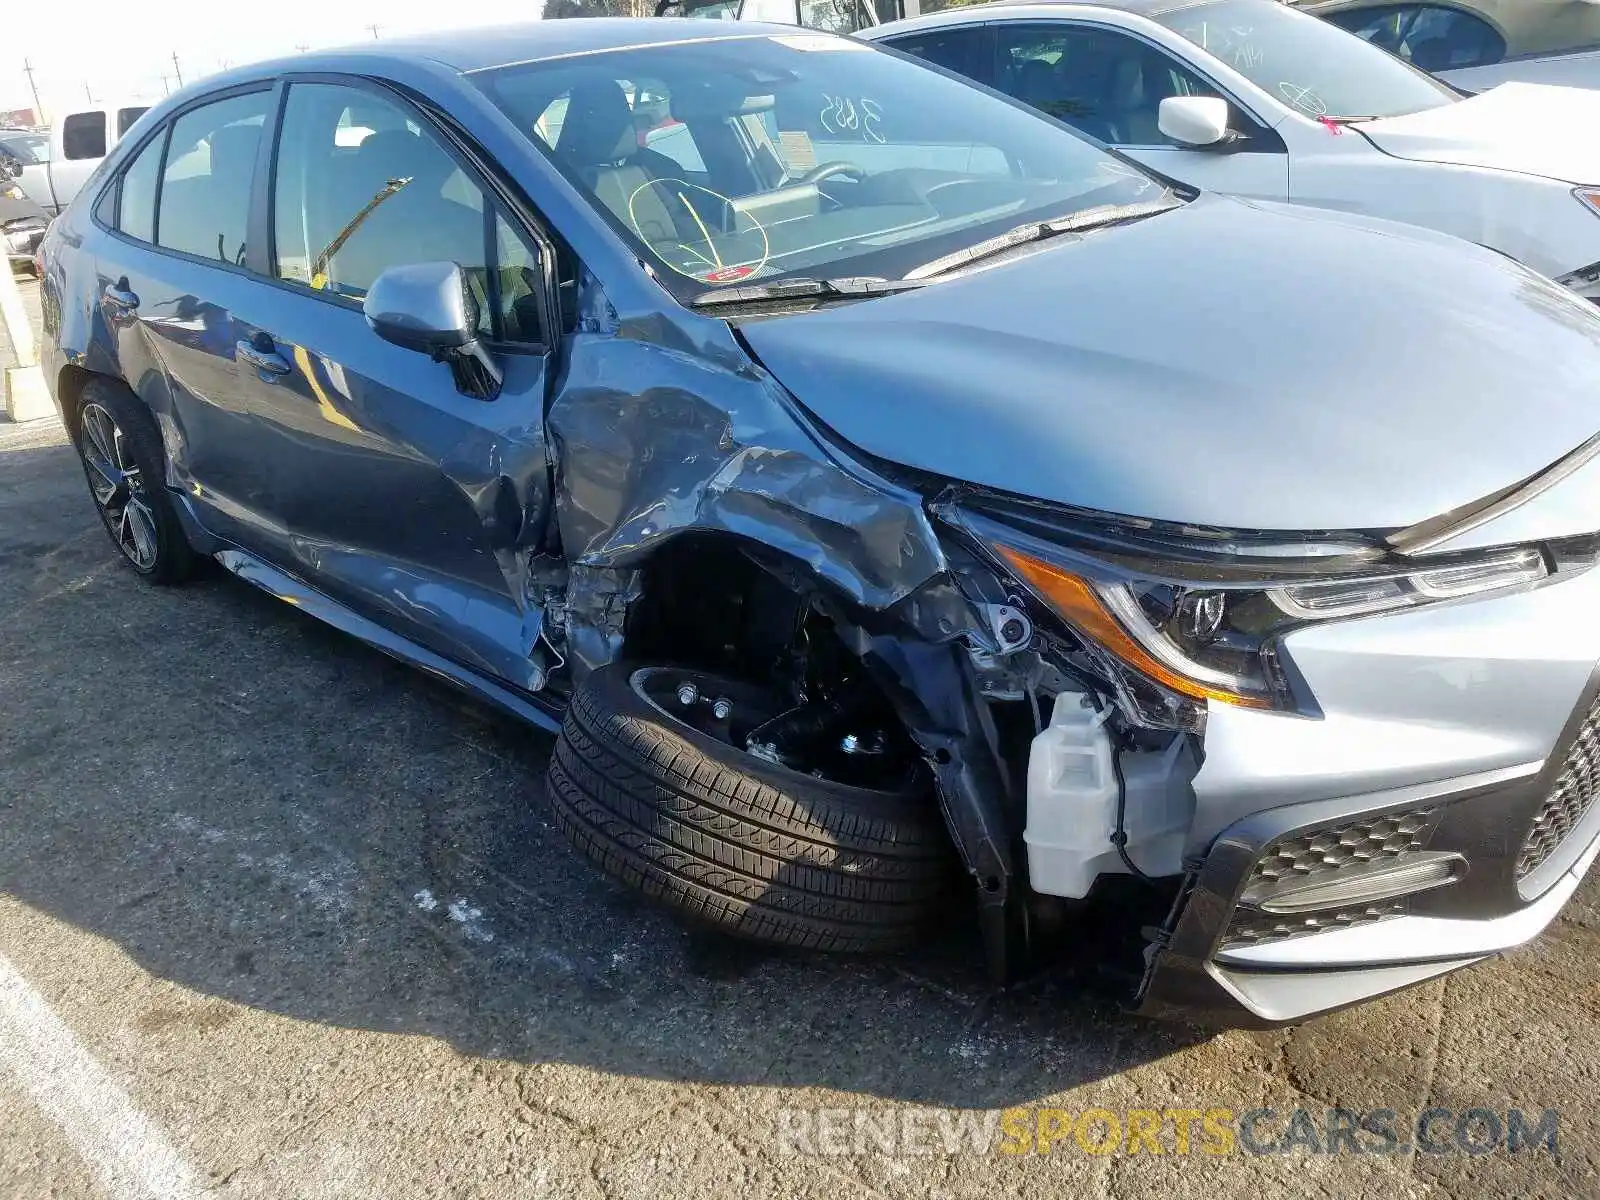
[538,624,566,675]
[1082,688,1158,886]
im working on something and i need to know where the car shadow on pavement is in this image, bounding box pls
[0,436,1208,1109]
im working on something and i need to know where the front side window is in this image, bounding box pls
[156,91,271,264]
[117,132,165,244]
[1156,0,1456,120]
[62,112,107,161]
[889,27,996,84]
[271,82,544,344]
[993,24,1217,146]
[475,33,1172,302]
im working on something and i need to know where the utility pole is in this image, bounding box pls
[295,43,310,53]
[159,75,171,96]
[366,23,381,38]
[171,52,184,87]
[21,58,45,125]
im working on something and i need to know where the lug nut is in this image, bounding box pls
[677,682,699,706]
[711,696,733,721]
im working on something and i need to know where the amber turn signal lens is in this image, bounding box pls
[996,545,1273,710]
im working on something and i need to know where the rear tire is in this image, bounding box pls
[548,663,959,953]
[71,378,201,584]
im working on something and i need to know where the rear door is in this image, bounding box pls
[90,85,278,548]
[224,78,555,690]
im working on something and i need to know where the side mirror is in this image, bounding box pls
[363,261,503,401]
[1157,96,1234,149]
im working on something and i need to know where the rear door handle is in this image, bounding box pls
[237,333,292,377]
[103,282,139,311]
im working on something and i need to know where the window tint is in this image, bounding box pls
[271,83,544,343]
[1405,7,1504,68]
[888,28,996,85]
[117,107,151,137]
[1328,6,1506,70]
[117,132,164,243]
[62,112,107,161]
[1329,6,1413,53]
[156,91,270,264]
[994,24,1215,146]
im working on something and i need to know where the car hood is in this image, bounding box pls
[739,194,1600,533]
[1357,83,1600,183]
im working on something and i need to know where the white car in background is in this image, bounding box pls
[864,0,1600,294]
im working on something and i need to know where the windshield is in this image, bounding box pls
[474,33,1173,301]
[0,133,48,164]
[1155,0,1457,121]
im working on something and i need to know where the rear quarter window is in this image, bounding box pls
[62,112,107,161]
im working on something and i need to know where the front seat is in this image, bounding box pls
[554,79,697,250]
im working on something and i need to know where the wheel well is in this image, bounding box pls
[624,533,817,679]
[54,365,97,437]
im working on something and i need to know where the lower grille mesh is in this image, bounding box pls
[1518,694,1600,883]
[1220,806,1441,951]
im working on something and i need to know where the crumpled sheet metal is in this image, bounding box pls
[547,300,962,668]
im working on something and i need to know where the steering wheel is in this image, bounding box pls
[791,161,866,187]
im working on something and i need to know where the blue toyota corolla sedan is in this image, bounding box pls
[35,19,1600,1026]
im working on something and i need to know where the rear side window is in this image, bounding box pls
[156,91,271,264]
[116,108,151,138]
[117,133,165,243]
[117,107,151,137]
[62,112,107,161]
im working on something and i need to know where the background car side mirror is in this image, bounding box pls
[1157,96,1235,150]
[363,261,503,401]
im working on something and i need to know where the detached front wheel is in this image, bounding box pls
[548,664,959,952]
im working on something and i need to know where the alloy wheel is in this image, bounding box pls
[78,401,159,571]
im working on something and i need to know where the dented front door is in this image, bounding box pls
[227,288,552,692]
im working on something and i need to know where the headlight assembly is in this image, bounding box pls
[943,499,1558,732]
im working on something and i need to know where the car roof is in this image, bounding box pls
[867,0,1271,30]
[299,18,812,75]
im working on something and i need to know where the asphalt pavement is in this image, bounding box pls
[1,275,1598,1199]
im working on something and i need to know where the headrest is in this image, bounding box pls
[556,79,638,167]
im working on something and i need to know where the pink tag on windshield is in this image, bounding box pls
[1319,117,1344,136]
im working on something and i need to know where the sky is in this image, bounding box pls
[5,1,544,119]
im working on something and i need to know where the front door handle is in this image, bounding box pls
[237,332,291,377]
[103,280,139,311]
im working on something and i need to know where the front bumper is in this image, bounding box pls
[1135,558,1600,1026]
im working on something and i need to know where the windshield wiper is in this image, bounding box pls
[906,195,1182,282]
[690,276,927,309]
